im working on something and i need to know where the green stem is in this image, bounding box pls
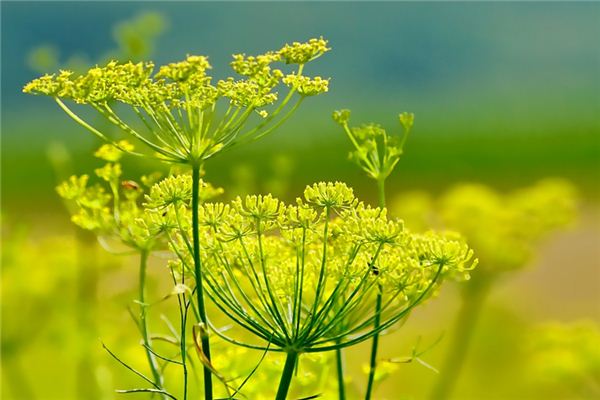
[377,178,386,209]
[192,163,213,400]
[364,177,386,400]
[365,291,383,400]
[429,279,491,400]
[139,250,164,389]
[275,351,298,400]
[335,346,346,400]
[180,298,188,400]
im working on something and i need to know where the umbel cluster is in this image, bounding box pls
[24,38,478,400]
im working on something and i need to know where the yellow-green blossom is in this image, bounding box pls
[147,179,477,354]
[279,37,330,64]
[24,38,331,164]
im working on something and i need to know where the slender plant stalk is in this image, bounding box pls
[376,178,386,209]
[429,278,491,400]
[138,250,163,388]
[276,351,299,400]
[192,163,213,400]
[335,346,347,400]
[364,177,386,400]
[365,292,383,400]
[180,297,188,400]
[168,260,188,400]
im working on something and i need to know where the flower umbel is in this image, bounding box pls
[24,38,331,164]
[333,109,415,182]
[149,180,477,354]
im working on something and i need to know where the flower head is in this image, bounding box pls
[158,181,476,353]
[283,74,329,96]
[24,38,331,164]
[333,110,415,181]
[303,182,355,210]
[279,37,330,64]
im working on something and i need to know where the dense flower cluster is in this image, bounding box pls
[56,142,222,251]
[279,37,329,64]
[24,38,330,164]
[145,180,476,353]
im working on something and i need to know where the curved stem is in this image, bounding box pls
[275,351,298,400]
[192,163,213,400]
[429,279,491,400]
[139,250,164,389]
[335,345,347,400]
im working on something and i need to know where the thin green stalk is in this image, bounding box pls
[377,178,386,209]
[168,257,188,399]
[139,250,164,389]
[429,279,491,400]
[364,177,386,400]
[192,163,213,400]
[335,346,347,400]
[364,292,382,400]
[179,295,188,400]
[275,351,298,400]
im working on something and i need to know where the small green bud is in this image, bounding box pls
[71,207,113,231]
[95,163,122,182]
[399,112,415,132]
[332,109,351,125]
[140,172,163,188]
[352,123,385,140]
[56,175,89,200]
[94,140,134,162]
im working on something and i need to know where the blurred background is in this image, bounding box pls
[2,2,599,399]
